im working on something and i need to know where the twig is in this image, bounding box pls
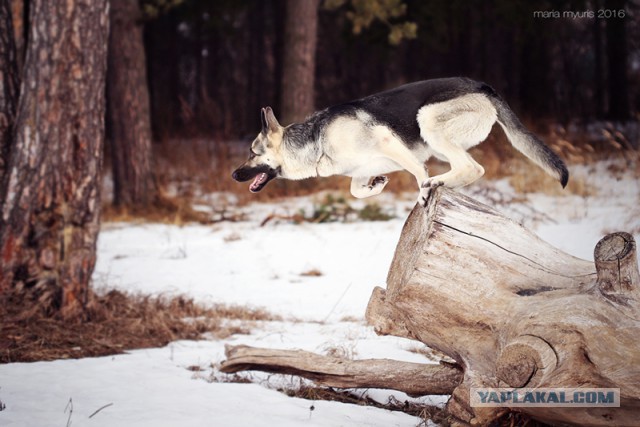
[323,282,352,323]
[89,402,114,419]
[260,213,306,227]
[65,398,73,427]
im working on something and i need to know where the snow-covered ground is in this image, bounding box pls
[1,160,638,426]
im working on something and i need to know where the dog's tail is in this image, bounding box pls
[488,93,569,188]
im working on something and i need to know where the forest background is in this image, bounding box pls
[0,0,638,357]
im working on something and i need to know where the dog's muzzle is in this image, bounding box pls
[232,165,279,193]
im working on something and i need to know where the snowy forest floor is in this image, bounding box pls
[1,152,639,427]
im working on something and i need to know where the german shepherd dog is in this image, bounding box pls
[232,77,568,204]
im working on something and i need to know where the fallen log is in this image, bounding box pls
[220,187,640,426]
[220,344,463,396]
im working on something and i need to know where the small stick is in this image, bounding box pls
[65,398,73,427]
[88,403,114,419]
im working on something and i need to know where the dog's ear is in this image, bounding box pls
[261,107,281,134]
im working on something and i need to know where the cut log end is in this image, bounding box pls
[595,232,640,306]
[496,352,536,388]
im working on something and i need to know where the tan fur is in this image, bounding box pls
[316,94,498,200]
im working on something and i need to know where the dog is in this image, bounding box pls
[232,77,568,204]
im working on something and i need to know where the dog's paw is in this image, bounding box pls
[370,175,389,189]
[421,178,444,189]
[419,179,444,207]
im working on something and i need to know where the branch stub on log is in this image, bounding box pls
[595,232,640,311]
[220,344,462,396]
[495,335,557,388]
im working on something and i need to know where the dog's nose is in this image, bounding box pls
[231,170,239,181]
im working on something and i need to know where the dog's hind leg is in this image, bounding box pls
[420,138,485,189]
[350,176,389,198]
[416,94,496,193]
[414,140,486,206]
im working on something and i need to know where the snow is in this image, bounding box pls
[0,341,424,427]
[93,219,406,322]
[1,159,638,426]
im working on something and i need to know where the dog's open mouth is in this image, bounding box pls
[249,173,270,193]
[232,166,278,193]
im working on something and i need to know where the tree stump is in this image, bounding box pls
[366,188,640,426]
[221,188,640,426]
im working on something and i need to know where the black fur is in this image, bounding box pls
[231,163,279,183]
[283,121,318,148]
[292,77,488,147]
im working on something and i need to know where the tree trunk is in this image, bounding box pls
[0,0,19,179]
[9,0,23,70]
[107,0,156,208]
[280,0,320,124]
[593,3,605,118]
[605,0,630,120]
[0,0,109,316]
[222,188,640,426]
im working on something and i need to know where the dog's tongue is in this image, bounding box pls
[249,173,268,192]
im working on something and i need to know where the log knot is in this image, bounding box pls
[495,335,557,388]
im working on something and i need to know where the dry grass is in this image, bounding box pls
[101,192,215,225]
[505,156,596,197]
[283,385,448,425]
[0,290,278,363]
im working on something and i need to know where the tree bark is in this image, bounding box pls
[280,0,320,124]
[0,0,19,179]
[107,0,156,208]
[0,0,109,316]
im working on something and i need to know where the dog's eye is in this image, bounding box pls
[249,149,257,159]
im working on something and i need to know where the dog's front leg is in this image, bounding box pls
[350,176,389,198]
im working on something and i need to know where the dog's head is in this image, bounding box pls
[232,107,284,193]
